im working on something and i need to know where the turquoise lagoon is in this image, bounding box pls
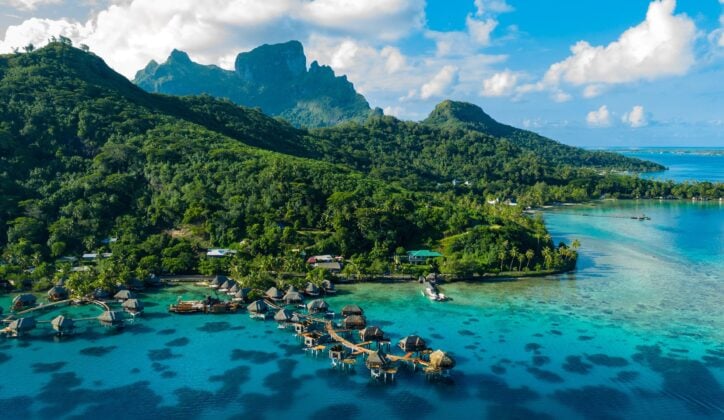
[1,199,722,419]
[615,147,724,183]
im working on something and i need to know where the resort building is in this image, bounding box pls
[406,250,443,264]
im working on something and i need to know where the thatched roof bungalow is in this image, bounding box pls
[12,293,37,311]
[247,299,269,314]
[9,317,36,335]
[265,287,283,301]
[209,275,228,289]
[398,335,427,352]
[47,286,68,301]
[51,315,75,334]
[304,282,320,296]
[428,350,456,370]
[306,299,329,314]
[342,315,366,330]
[321,279,336,294]
[122,299,144,314]
[232,288,252,302]
[274,308,294,323]
[365,350,391,369]
[113,289,135,301]
[360,326,385,342]
[98,310,125,327]
[341,304,363,317]
[228,283,240,294]
[282,290,303,305]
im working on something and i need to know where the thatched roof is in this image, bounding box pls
[247,300,269,313]
[283,290,303,304]
[113,290,135,300]
[274,308,294,322]
[210,275,228,287]
[286,285,299,293]
[428,350,456,369]
[234,288,251,299]
[306,299,328,313]
[48,286,68,299]
[122,299,144,310]
[305,282,320,294]
[51,315,74,331]
[98,310,124,324]
[12,293,37,306]
[9,317,36,331]
[265,287,283,299]
[343,315,366,329]
[341,304,363,316]
[228,284,240,293]
[321,279,335,291]
[366,350,390,368]
[360,326,385,341]
[399,335,427,351]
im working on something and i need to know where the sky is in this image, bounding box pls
[0,0,723,147]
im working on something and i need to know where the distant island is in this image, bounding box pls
[0,41,721,297]
[134,41,376,128]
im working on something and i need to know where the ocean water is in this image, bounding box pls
[1,161,723,419]
[615,147,724,183]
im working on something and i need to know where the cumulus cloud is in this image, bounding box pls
[622,105,648,127]
[481,70,517,97]
[0,0,426,77]
[544,0,696,89]
[586,105,612,127]
[420,65,459,99]
[474,0,513,16]
[582,84,605,98]
[4,0,61,10]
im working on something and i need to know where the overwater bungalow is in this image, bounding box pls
[232,288,252,302]
[7,317,36,337]
[342,315,367,330]
[228,283,240,295]
[265,287,283,301]
[274,308,294,323]
[366,349,391,370]
[341,304,364,317]
[398,335,427,353]
[51,315,75,336]
[360,326,385,342]
[209,275,228,289]
[47,285,69,301]
[219,279,236,293]
[12,293,37,311]
[321,279,336,294]
[113,289,135,301]
[303,331,329,347]
[98,310,125,328]
[427,350,456,371]
[122,299,144,315]
[282,289,303,305]
[247,300,269,318]
[329,343,347,361]
[306,299,329,314]
[305,282,320,297]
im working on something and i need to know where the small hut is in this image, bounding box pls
[8,317,36,337]
[51,315,75,336]
[305,282,320,296]
[360,326,385,342]
[145,274,162,287]
[365,349,391,370]
[341,304,364,317]
[306,299,329,314]
[228,283,240,295]
[398,335,427,352]
[12,294,37,311]
[209,275,228,289]
[321,279,336,294]
[428,350,456,370]
[247,300,269,317]
[98,310,125,328]
[303,331,328,347]
[342,315,366,330]
[113,289,135,301]
[329,344,347,361]
[287,285,300,293]
[274,308,294,323]
[232,288,251,302]
[265,287,283,301]
[47,286,69,301]
[122,299,144,315]
[219,279,236,293]
[283,289,303,305]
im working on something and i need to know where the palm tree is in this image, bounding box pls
[517,253,525,271]
[542,247,553,269]
[498,249,507,271]
[508,247,518,271]
[525,249,535,269]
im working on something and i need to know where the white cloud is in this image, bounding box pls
[582,84,605,98]
[466,16,498,46]
[481,70,517,97]
[0,0,426,78]
[586,105,612,127]
[544,0,696,87]
[420,65,458,99]
[474,0,513,16]
[622,105,648,127]
[4,0,61,11]
[551,90,572,103]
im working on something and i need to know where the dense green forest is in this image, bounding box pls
[134,41,374,128]
[0,43,720,295]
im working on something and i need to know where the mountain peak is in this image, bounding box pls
[168,49,192,64]
[234,40,306,84]
[424,100,510,136]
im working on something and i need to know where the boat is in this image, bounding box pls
[422,283,448,302]
[168,297,239,314]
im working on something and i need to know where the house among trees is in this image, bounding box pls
[306,255,344,272]
[406,250,443,264]
[206,248,237,257]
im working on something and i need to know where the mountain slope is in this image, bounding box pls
[134,41,374,128]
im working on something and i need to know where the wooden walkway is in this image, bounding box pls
[2,299,109,324]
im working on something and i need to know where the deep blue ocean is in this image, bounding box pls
[615,147,724,183]
[0,149,722,419]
